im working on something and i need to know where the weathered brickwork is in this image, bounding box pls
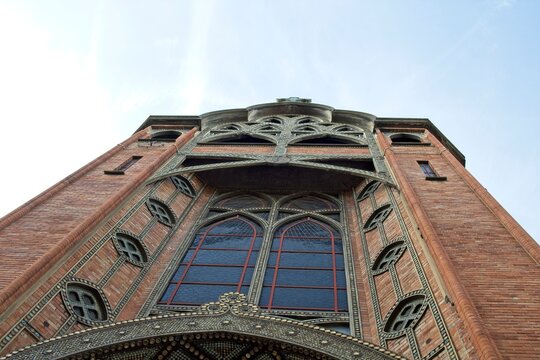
[383,129,540,359]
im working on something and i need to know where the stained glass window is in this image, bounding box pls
[260,218,348,312]
[159,216,262,306]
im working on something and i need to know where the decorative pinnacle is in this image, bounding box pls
[276,97,312,103]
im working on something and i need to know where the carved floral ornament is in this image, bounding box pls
[2,293,404,360]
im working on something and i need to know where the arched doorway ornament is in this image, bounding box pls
[2,293,405,360]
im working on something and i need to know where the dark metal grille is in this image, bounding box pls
[385,296,425,333]
[116,234,146,263]
[358,181,380,201]
[364,205,392,232]
[66,285,106,322]
[260,217,347,312]
[159,216,262,305]
[372,241,405,272]
[148,199,174,226]
[171,176,196,197]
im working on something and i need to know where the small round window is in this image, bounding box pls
[64,283,108,324]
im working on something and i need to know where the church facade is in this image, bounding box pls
[0,99,538,359]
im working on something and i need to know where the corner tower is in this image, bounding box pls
[0,99,538,359]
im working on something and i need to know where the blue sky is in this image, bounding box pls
[0,0,538,241]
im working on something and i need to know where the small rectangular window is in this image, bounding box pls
[417,161,447,181]
[104,156,142,175]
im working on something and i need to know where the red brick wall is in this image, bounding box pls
[378,128,540,359]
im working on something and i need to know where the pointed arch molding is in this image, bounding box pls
[149,159,393,187]
[2,293,404,360]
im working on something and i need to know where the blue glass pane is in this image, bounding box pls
[275,269,335,287]
[202,236,258,249]
[171,265,187,282]
[192,250,248,265]
[240,286,250,295]
[171,284,236,304]
[259,287,271,307]
[267,252,343,268]
[277,238,337,252]
[263,268,275,285]
[338,289,348,309]
[159,284,177,303]
[242,269,254,285]
[207,219,259,235]
[183,266,243,283]
[268,288,336,310]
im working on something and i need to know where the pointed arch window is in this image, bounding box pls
[260,218,347,312]
[157,192,349,316]
[159,216,263,306]
[364,204,392,232]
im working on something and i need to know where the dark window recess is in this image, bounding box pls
[390,133,422,143]
[181,157,245,167]
[384,295,426,333]
[309,159,375,172]
[66,284,107,323]
[364,205,392,232]
[158,216,263,306]
[115,233,147,264]
[292,136,360,146]
[372,241,406,273]
[151,131,182,141]
[283,195,338,211]
[358,181,381,201]
[260,217,348,312]
[147,199,175,226]
[171,176,196,197]
[206,135,274,145]
[418,161,447,181]
[216,194,269,209]
[104,156,142,175]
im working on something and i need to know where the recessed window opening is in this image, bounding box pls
[418,161,437,177]
[372,241,405,273]
[115,233,147,264]
[364,205,392,232]
[105,156,142,175]
[151,131,182,141]
[390,133,422,143]
[65,284,107,323]
[147,199,175,226]
[358,181,380,201]
[171,176,196,197]
[384,295,425,333]
[292,136,360,145]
